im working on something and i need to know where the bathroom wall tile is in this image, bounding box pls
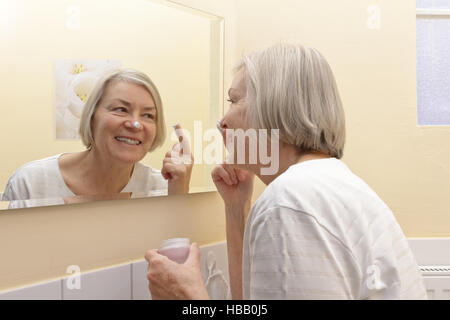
[408,238,450,265]
[423,277,450,300]
[62,263,131,300]
[0,279,62,300]
[131,260,151,300]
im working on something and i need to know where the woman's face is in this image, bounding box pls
[220,67,258,167]
[90,81,157,165]
[220,67,249,134]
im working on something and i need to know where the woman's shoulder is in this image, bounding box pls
[7,154,62,181]
[252,162,319,212]
[250,158,366,220]
[2,154,63,201]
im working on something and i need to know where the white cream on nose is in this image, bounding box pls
[133,121,141,129]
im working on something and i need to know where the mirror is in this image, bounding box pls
[0,0,224,209]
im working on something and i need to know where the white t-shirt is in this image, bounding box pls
[242,158,427,300]
[2,154,168,207]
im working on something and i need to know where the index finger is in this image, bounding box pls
[173,123,183,143]
[144,249,160,262]
[172,123,191,157]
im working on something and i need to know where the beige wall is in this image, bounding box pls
[1,0,449,291]
[234,0,450,236]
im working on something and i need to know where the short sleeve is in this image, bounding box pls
[245,206,362,299]
[1,176,23,201]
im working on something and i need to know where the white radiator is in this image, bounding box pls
[420,266,450,300]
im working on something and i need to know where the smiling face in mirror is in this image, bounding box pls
[91,81,158,165]
[57,69,170,198]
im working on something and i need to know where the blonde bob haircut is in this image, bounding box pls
[237,43,345,159]
[79,68,166,152]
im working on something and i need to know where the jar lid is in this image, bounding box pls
[160,238,190,250]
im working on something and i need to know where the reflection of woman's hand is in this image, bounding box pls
[211,164,254,211]
[162,126,194,195]
[144,243,209,300]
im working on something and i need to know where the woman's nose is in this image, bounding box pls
[220,117,229,129]
[124,120,142,130]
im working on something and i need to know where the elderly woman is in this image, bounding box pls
[2,69,192,205]
[145,44,427,300]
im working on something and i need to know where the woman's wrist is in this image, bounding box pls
[225,200,251,220]
[225,199,251,211]
[224,201,251,239]
[168,177,190,194]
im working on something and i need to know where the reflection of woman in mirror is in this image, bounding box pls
[2,69,192,205]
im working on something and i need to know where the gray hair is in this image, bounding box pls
[236,43,345,158]
[79,68,166,152]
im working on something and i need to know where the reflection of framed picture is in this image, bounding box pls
[54,59,121,139]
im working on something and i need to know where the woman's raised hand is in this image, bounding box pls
[162,124,194,195]
[211,163,254,210]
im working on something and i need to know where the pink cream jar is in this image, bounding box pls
[159,238,190,264]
